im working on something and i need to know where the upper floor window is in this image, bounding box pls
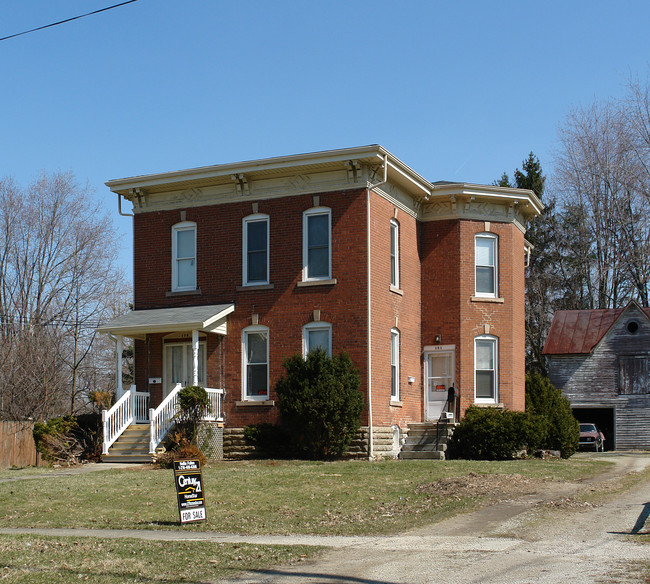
[303,207,331,281]
[390,219,400,289]
[475,335,498,402]
[242,325,269,400]
[391,328,400,400]
[303,321,332,357]
[475,233,498,297]
[172,222,196,291]
[618,355,648,395]
[243,214,269,286]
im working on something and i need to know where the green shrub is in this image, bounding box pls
[175,385,211,446]
[526,372,579,458]
[243,423,293,458]
[447,406,537,460]
[275,349,364,460]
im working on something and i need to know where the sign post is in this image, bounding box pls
[173,459,207,524]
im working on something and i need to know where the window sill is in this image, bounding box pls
[166,288,202,297]
[296,278,337,288]
[236,284,274,292]
[389,285,403,296]
[473,402,504,409]
[389,399,403,407]
[235,400,275,407]
[470,296,504,304]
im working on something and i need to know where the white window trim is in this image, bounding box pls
[302,321,332,357]
[474,335,498,403]
[391,328,400,401]
[242,214,270,286]
[171,221,197,292]
[390,219,400,289]
[302,207,331,282]
[475,233,498,298]
[242,325,269,401]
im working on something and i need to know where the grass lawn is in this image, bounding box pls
[0,458,606,536]
[0,534,316,583]
[0,457,610,584]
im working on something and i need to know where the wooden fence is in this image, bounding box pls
[0,421,42,468]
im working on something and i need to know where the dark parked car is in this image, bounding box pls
[579,423,605,452]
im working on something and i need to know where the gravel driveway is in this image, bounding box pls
[220,452,650,584]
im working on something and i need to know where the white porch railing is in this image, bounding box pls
[102,384,225,456]
[134,391,150,423]
[149,383,182,454]
[148,385,225,453]
[204,387,225,422]
[102,385,136,455]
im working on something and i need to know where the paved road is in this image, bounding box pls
[1,454,649,583]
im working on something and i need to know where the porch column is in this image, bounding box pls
[191,330,199,386]
[116,335,124,397]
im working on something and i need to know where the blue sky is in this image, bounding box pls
[2,1,649,279]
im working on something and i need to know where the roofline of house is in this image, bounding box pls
[105,144,543,217]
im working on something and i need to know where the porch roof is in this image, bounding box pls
[96,303,235,339]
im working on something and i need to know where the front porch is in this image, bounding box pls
[101,383,225,461]
[96,303,235,462]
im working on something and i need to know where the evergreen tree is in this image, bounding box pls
[498,153,557,373]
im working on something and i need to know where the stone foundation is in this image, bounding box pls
[222,425,403,460]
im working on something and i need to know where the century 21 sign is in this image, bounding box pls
[173,459,207,524]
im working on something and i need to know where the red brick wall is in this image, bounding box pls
[420,219,526,415]
[133,188,370,427]
[457,220,526,414]
[132,189,527,430]
[368,192,422,428]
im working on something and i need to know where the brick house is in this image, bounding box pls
[98,145,541,459]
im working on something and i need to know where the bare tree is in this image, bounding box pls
[0,172,129,421]
[553,98,650,309]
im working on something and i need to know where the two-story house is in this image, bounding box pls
[98,145,541,459]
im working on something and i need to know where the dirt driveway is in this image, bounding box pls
[222,452,650,584]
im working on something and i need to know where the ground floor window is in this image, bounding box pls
[475,335,498,402]
[243,325,269,400]
[391,328,400,400]
[303,321,332,357]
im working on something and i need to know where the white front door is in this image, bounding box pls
[424,347,455,421]
[164,342,206,396]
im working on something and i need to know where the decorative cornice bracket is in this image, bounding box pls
[130,188,146,209]
[231,173,249,195]
[344,159,362,183]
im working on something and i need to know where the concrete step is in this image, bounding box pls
[399,450,445,460]
[103,453,153,464]
[401,442,447,452]
[109,443,150,454]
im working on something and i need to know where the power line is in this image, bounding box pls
[0,0,139,43]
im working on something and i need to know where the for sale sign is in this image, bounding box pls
[173,459,207,524]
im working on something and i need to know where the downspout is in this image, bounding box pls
[366,154,388,460]
[117,192,134,217]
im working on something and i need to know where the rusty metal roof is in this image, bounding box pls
[543,306,650,355]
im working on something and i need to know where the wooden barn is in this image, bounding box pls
[543,300,650,450]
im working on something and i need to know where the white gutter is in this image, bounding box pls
[366,154,388,460]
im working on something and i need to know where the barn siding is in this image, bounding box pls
[547,303,650,450]
[616,396,650,449]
